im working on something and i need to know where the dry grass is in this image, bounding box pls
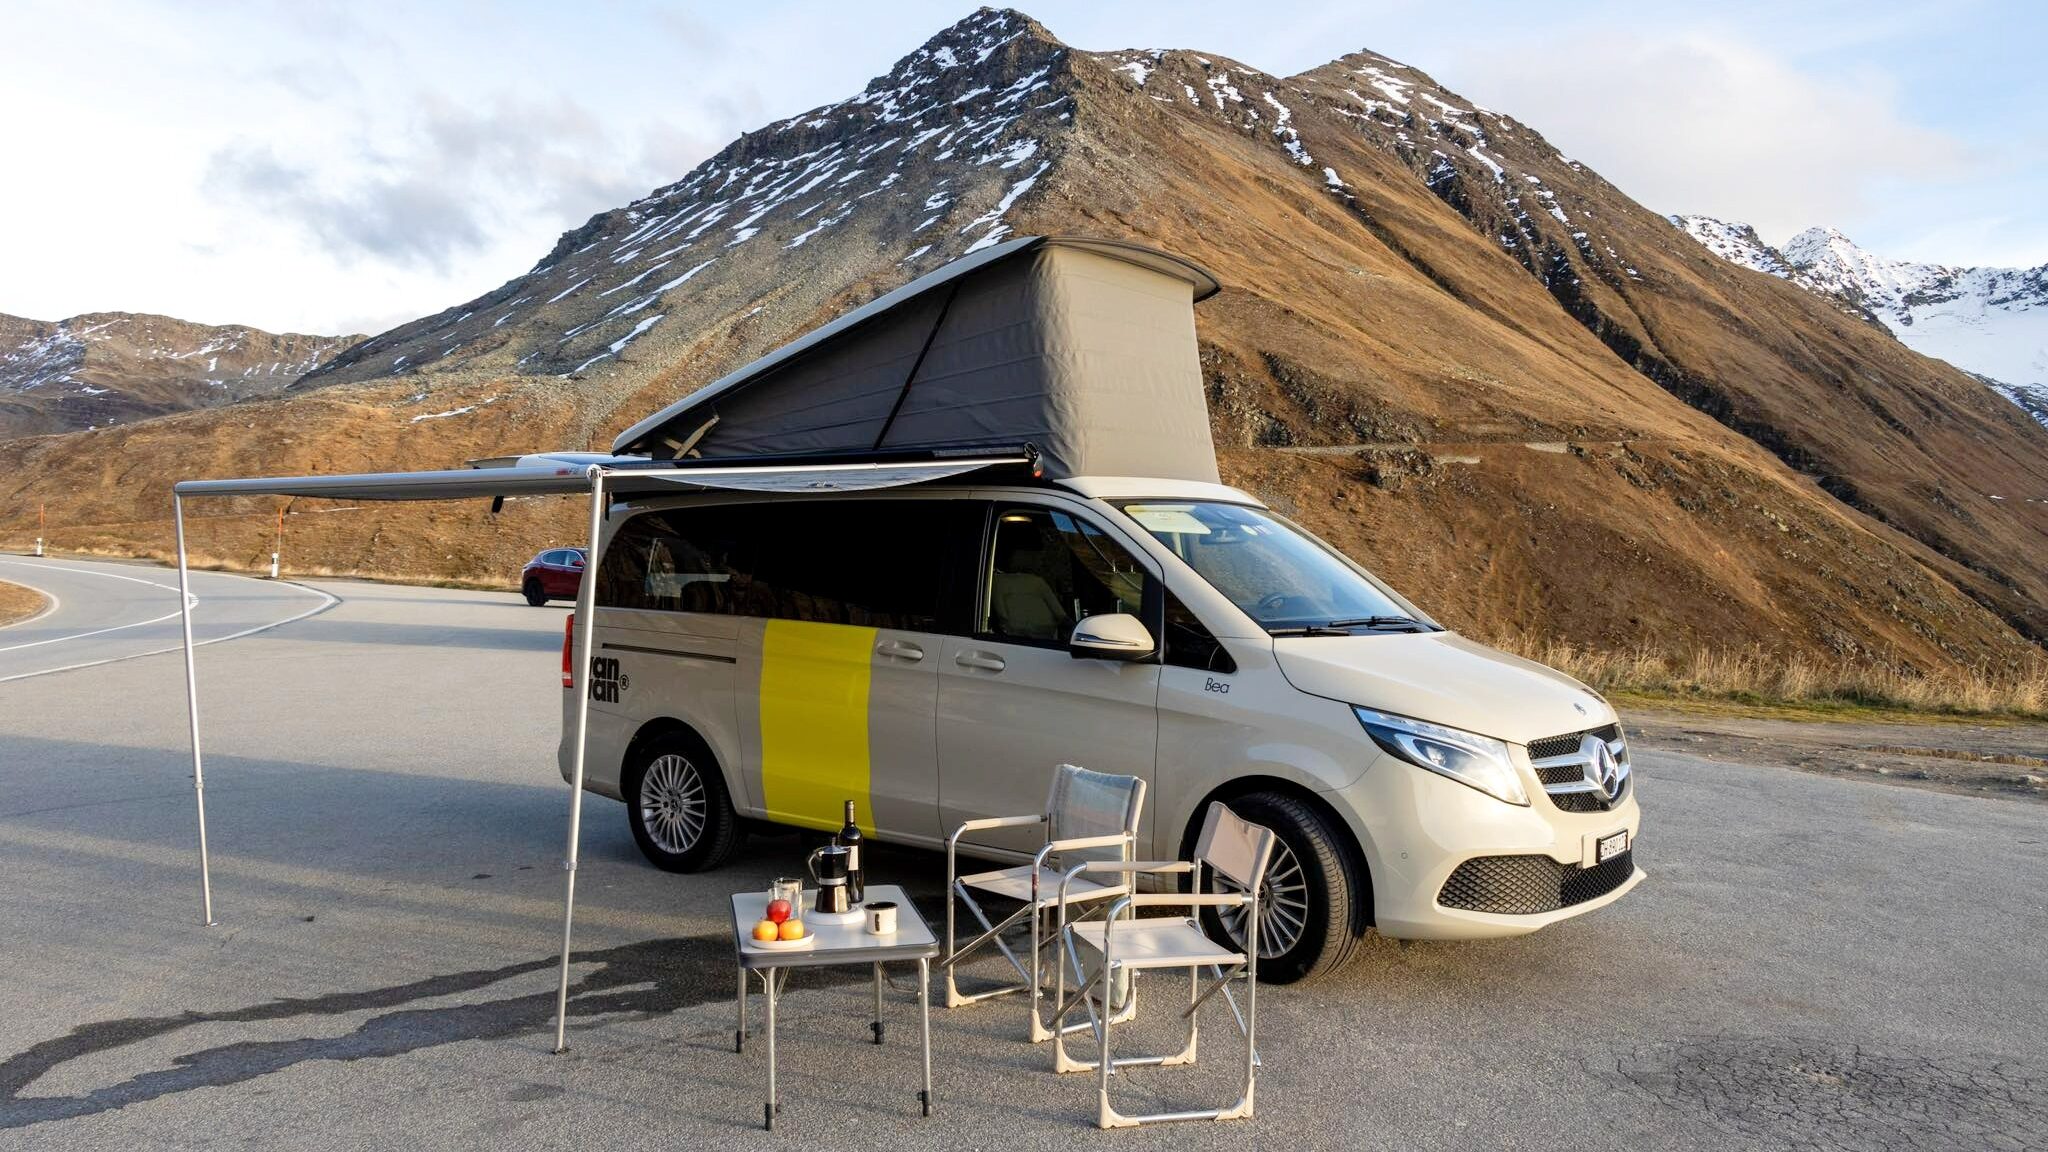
[1498,638,2048,720]
[0,578,48,627]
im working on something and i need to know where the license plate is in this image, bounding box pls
[1597,830,1629,863]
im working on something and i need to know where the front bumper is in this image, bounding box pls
[1323,747,1644,941]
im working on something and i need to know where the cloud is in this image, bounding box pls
[205,143,491,271]
[1450,32,1968,243]
[204,93,727,274]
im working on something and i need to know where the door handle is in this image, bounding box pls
[875,639,925,661]
[954,651,1006,673]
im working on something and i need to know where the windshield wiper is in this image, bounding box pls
[1267,624,1355,637]
[1322,615,1432,632]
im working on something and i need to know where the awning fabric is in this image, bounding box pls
[609,236,1224,484]
[171,456,1025,502]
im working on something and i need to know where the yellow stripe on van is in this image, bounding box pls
[759,619,874,831]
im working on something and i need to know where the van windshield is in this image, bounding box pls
[1115,501,1432,635]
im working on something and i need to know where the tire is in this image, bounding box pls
[523,578,547,607]
[623,731,741,872]
[1194,791,1367,985]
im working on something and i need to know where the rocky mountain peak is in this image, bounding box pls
[305,7,1073,388]
[1676,217,2048,430]
[1669,215,1798,279]
[0,311,359,439]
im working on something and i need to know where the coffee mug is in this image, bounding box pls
[865,901,898,935]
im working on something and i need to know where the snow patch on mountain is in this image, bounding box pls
[1675,216,2048,431]
[1670,215,1797,279]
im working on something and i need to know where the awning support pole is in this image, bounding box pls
[553,467,604,1053]
[173,495,217,927]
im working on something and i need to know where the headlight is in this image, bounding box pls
[1353,707,1529,806]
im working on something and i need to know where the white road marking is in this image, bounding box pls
[0,559,339,683]
[0,559,192,653]
[0,584,59,631]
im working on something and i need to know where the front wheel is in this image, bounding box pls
[624,734,741,872]
[1196,791,1367,984]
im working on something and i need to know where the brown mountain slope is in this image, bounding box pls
[0,311,361,439]
[1,9,2041,676]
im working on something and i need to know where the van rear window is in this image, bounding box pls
[598,501,961,632]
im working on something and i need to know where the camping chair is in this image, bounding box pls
[943,764,1147,1042]
[1048,801,1277,1129]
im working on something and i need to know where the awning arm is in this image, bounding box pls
[173,495,217,927]
[553,465,604,1053]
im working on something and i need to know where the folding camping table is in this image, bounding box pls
[731,884,937,1131]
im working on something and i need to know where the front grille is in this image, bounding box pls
[1437,849,1635,915]
[1548,774,1630,813]
[1528,723,1621,762]
[1549,790,1608,813]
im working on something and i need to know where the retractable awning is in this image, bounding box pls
[167,451,1027,1053]
[171,454,1030,502]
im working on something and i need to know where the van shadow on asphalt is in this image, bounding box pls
[236,616,562,652]
[0,932,875,1131]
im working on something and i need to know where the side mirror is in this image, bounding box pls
[570,557,586,568]
[1068,613,1155,662]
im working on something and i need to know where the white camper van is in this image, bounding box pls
[558,237,1642,982]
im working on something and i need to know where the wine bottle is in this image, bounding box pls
[840,799,865,905]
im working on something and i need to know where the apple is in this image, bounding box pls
[752,919,779,942]
[778,919,806,941]
[766,898,793,924]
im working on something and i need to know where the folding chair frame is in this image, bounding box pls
[943,823,1136,1041]
[1046,808,1272,1129]
[941,767,1147,1043]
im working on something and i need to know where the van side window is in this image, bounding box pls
[598,509,741,613]
[1163,591,1236,674]
[598,501,963,633]
[748,501,949,631]
[982,506,1150,647]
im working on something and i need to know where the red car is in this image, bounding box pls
[521,548,586,606]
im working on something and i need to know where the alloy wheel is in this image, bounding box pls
[640,753,709,854]
[1216,839,1310,960]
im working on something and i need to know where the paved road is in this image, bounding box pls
[0,555,332,683]
[0,570,2043,1150]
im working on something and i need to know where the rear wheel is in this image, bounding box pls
[523,578,547,607]
[1195,791,1366,985]
[624,732,741,872]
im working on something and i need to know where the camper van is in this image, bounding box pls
[557,237,1642,983]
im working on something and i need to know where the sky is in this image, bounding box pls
[1,0,2039,336]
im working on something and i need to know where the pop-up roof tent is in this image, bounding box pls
[614,235,1223,481]
[164,235,1222,1054]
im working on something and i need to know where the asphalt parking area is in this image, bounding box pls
[1,568,2043,1149]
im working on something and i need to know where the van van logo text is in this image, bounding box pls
[1203,677,1230,694]
[590,657,625,703]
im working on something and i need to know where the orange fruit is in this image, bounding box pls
[752,920,779,941]
[779,919,806,941]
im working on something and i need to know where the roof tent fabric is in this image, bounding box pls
[611,236,1224,483]
[170,457,1025,502]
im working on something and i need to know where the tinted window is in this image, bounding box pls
[982,506,1151,647]
[1163,590,1235,673]
[599,500,968,632]
[538,550,563,566]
